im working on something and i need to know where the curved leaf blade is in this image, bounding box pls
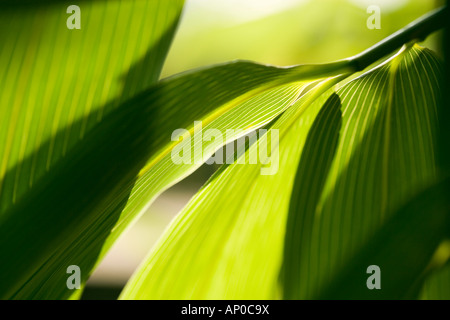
[0,0,185,299]
[119,45,444,300]
[119,77,345,299]
[283,45,443,299]
[0,42,351,300]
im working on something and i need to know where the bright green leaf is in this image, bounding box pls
[119,45,444,300]
[283,44,442,299]
[0,0,185,299]
[120,76,345,299]
[0,1,354,299]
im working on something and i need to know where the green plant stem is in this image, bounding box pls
[346,6,447,72]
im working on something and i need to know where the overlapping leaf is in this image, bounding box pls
[120,45,447,299]
[0,1,357,299]
[0,0,185,299]
[3,1,445,301]
[283,44,443,299]
[120,77,346,299]
[0,0,183,215]
[318,177,450,299]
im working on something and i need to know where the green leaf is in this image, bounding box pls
[282,44,442,299]
[102,60,352,260]
[318,177,450,299]
[0,0,184,299]
[0,1,355,299]
[0,1,183,215]
[119,45,443,300]
[282,93,342,299]
[420,5,450,300]
[120,76,345,299]
[420,261,450,300]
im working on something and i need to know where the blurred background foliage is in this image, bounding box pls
[83,0,444,299]
[162,0,442,77]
